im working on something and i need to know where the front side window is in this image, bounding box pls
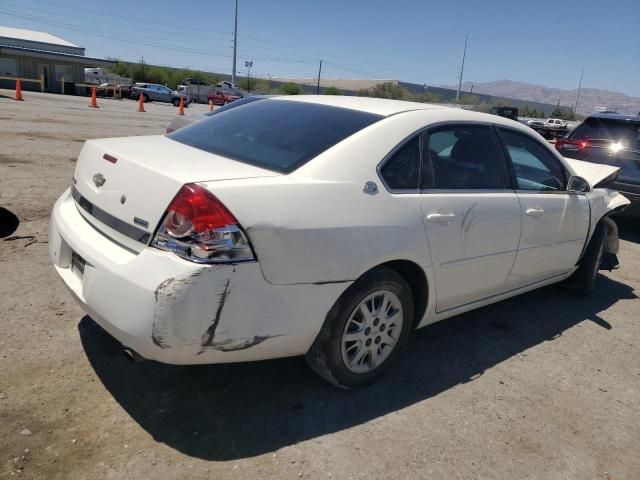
[499,128,566,191]
[422,124,505,189]
[380,135,420,190]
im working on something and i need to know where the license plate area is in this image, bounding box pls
[71,251,86,278]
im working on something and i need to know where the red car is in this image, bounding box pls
[208,90,242,106]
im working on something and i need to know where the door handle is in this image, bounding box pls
[426,212,456,224]
[526,207,545,217]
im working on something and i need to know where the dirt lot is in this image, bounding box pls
[1,90,639,480]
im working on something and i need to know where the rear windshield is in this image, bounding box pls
[169,99,383,172]
[203,96,263,117]
[571,117,640,149]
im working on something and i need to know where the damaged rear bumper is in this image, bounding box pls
[49,188,351,365]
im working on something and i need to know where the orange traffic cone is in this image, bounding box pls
[138,92,145,112]
[178,96,185,115]
[14,78,23,101]
[209,98,214,112]
[89,86,99,108]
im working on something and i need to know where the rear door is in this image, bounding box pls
[420,123,522,312]
[497,127,590,287]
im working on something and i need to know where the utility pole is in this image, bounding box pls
[573,67,584,114]
[231,0,238,85]
[316,60,323,94]
[245,60,253,93]
[456,33,468,103]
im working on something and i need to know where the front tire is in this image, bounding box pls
[306,267,413,389]
[564,221,606,296]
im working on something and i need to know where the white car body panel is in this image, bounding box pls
[49,96,630,365]
[509,192,589,286]
[421,192,521,312]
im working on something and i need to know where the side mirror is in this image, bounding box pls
[568,175,590,193]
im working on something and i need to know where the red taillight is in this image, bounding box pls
[555,138,590,151]
[152,184,254,264]
[166,184,237,237]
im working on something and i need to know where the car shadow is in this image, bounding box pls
[79,275,636,461]
[0,207,20,238]
[616,216,640,243]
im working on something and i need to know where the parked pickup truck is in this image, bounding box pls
[545,118,569,128]
[178,79,244,104]
[529,118,571,140]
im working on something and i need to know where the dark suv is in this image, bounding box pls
[556,113,640,217]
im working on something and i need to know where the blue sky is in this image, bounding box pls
[1,0,638,96]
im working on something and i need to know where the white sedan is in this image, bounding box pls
[50,96,629,388]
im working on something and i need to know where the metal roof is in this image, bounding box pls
[0,44,114,65]
[0,26,79,48]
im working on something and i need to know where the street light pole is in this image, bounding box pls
[231,0,238,85]
[245,60,253,93]
[316,60,323,94]
[456,32,468,103]
[573,67,584,114]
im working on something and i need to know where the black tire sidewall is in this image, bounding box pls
[566,220,606,295]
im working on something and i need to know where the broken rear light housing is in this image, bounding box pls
[151,183,255,264]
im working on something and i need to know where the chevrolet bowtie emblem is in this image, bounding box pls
[93,173,106,188]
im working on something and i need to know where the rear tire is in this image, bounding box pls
[564,221,606,296]
[305,267,413,389]
[142,94,149,103]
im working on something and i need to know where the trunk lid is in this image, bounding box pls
[72,135,278,252]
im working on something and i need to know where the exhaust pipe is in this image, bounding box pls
[123,347,145,363]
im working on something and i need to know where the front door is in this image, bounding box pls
[420,124,522,312]
[496,127,590,287]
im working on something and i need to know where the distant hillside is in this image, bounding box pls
[444,80,640,115]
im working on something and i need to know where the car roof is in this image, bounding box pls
[264,95,544,132]
[587,112,640,122]
[273,95,449,117]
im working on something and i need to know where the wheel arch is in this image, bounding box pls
[367,259,429,330]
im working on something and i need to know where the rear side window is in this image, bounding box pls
[571,117,640,149]
[169,100,382,173]
[380,135,420,190]
[499,128,567,191]
[423,125,505,189]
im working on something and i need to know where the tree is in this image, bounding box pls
[415,91,442,103]
[279,82,302,95]
[323,86,342,95]
[357,82,408,100]
[458,94,481,105]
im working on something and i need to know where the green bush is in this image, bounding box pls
[357,82,407,100]
[323,86,342,95]
[279,82,303,95]
[105,60,223,89]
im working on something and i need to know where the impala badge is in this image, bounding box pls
[93,173,106,188]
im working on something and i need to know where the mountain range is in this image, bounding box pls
[443,80,640,115]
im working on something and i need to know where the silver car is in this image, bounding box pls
[132,83,188,107]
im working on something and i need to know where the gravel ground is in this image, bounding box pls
[1,90,639,480]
